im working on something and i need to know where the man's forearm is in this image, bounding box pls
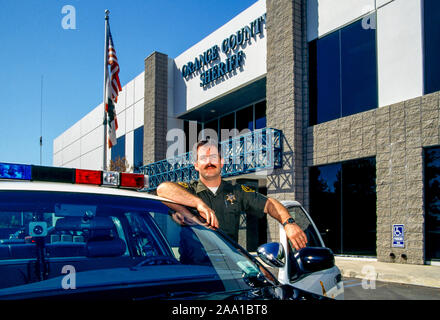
[263,198,291,224]
[156,182,220,228]
[264,197,308,250]
[156,182,203,208]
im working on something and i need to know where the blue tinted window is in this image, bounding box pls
[341,158,376,255]
[203,119,218,141]
[309,157,376,255]
[219,113,235,141]
[309,163,342,253]
[255,101,266,130]
[133,127,144,173]
[314,31,341,124]
[341,17,377,117]
[236,105,253,132]
[111,135,125,162]
[424,146,440,261]
[309,15,377,125]
[424,0,440,94]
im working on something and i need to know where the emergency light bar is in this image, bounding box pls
[0,162,148,190]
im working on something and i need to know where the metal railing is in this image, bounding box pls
[140,128,283,191]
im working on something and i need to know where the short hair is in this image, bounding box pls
[192,139,221,162]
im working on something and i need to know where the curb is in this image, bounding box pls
[335,258,440,289]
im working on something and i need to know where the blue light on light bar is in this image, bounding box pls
[0,163,32,180]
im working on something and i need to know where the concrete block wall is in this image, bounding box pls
[307,92,440,264]
[265,0,308,243]
[144,52,169,164]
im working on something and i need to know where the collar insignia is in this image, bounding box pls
[241,185,255,193]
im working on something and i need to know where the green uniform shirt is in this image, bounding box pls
[177,180,268,242]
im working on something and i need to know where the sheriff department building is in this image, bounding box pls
[54,0,440,266]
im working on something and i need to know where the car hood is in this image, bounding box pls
[0,265,329,300]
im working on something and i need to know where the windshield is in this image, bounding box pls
[0,190,275,298]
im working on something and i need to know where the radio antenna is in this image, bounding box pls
[40,75,43,165]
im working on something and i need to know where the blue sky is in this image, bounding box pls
[0,0,258,166]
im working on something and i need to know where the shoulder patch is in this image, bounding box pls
[241,185,255,193]
[177,182,189,189]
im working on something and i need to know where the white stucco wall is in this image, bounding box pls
[377,0,423,107]
[173,0,267,116]
[53,72,144,171]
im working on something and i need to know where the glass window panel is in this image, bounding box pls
[254,100,266,130]
[425,146,440,261]
[309,17,378,125]
[219,113,235,141]
[308,40,318,126]
[184,121,189,153]
[310,157,377,256]
[184,121,202,153]
[236,105,253,133]
[340,15,378,117]
[341,157,376,255]
[202,119,218,141]
[312,32,341,124]
[309,163,342,254]
[111,135,126,162]
[133,127,143,173]
[424,0,440,94]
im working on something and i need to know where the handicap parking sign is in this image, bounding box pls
[392,224,405,248]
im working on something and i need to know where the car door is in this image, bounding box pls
[277,201,344,300]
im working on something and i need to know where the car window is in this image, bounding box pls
[287,206,322,248]
[0,191,274,297]
[286,206,324,281]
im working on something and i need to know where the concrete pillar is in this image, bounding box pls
[144,52,168,164]
[266,0,308,242]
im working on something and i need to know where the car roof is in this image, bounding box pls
[0,180,175,203]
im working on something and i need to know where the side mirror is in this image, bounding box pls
[257,242,285,268]
[293,247,335,274]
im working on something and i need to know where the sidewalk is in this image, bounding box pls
[335,256,440,288]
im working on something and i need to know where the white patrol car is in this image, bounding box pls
[0,162,340,300]
[277,201,344,300]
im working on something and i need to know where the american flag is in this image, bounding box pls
[106,27,122,148]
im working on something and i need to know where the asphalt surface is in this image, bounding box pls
[343,277,440,300]
[335,257,440,288]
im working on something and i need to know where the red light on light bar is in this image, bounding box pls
[75,169,102,185]
[120,173,145,189]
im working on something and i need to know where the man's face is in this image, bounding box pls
[194,145,223,181]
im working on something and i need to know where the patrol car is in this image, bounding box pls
[277,200,344,300]
[0,162,339,300]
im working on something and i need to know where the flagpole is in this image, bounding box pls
[102,10,110,170]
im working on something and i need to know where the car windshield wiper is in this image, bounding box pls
[132,255,181,269]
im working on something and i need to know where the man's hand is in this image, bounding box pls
[196,200,219,229]
[285,223,308,251]
[157,182,219,228]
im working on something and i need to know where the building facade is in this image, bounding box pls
[54,0,440,265]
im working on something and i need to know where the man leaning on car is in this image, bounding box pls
[156,139,308,251]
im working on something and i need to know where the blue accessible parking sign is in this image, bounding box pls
[392,224,405,248]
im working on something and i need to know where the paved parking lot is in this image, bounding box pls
[343,277,440,300]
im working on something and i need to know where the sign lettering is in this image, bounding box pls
[180,13,266,88]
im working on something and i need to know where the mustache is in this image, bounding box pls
[204,164,217,169]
